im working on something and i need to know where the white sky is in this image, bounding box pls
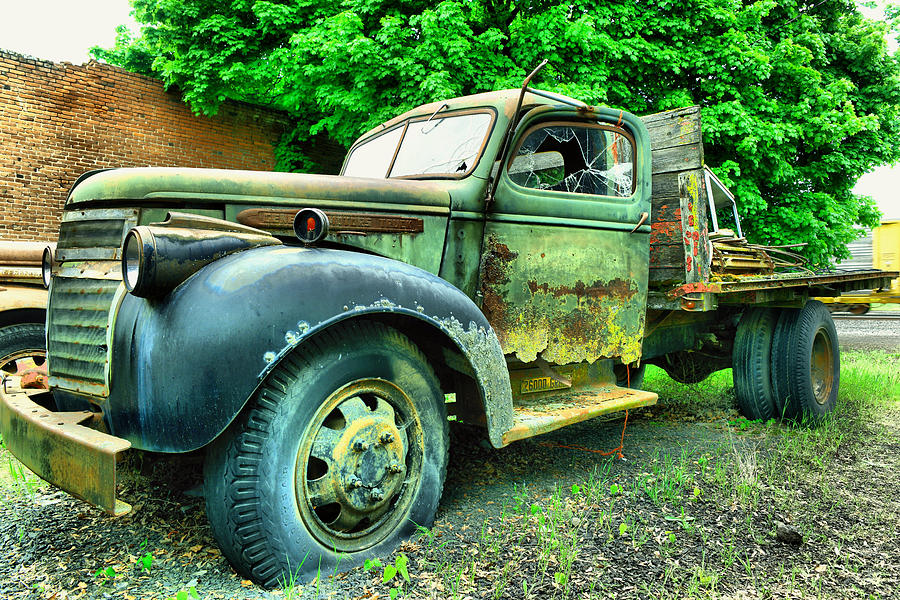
[0,0,897,219]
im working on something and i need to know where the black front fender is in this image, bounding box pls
[107,246,512,452]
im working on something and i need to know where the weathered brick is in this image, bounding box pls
[0,50,290,242]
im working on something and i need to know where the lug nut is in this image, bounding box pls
[352,440,369,452]
[388,463,403,474]
[379,432,395,444]
[346,475,362,490]
[369,488,385,502]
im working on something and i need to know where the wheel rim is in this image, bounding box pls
[295,378,424,552]
[810,328,835,405]
[0,348,48,389]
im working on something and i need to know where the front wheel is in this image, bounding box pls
[204,321,448,587]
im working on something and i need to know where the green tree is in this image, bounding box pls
[93,0,900,265]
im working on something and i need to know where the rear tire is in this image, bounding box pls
[204,321,448,587]
[770,302,839,423]
[732,308,777,421]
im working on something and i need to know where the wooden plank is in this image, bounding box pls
[650,221,683,246]
[641,106,706,286]
[649,266,686,286]
[651,171,683,200]
[652,202,681,223]
[640,106,701,127]
[641,106,702,152]
[651,144,704,175]
[649,243,685,266]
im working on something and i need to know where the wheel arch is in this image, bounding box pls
[105,246,513,453]
[262,310,512,449]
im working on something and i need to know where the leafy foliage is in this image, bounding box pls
[94,0,900,264]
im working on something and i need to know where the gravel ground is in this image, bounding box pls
[834,313,900,352]
[1,328,897,599]
[0,406,743,600]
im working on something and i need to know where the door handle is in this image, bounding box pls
[630,212,649,234]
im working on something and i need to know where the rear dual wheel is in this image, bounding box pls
[771,301,839,422]
[733,301,839,423]
[204,321,448,587]
[732,308,778,421]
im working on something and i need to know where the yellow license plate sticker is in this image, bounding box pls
[520,374,571,394]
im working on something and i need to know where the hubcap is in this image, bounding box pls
[295,379,422,551]
[810,328,835,405]
[0,349,48,390]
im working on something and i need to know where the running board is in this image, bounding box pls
[501,387,658,446]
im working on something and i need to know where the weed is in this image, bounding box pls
[164,587,199,600]
[278,552,310,600]
[138,538,153,574]
[94,566,117,586]
[365,553,411,599]
[6,457,39,496]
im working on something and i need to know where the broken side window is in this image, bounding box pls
[508,124,634,197]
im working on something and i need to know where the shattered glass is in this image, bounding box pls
[509,126,634,197]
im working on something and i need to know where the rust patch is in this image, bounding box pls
[479,236,518,325]
[525,278,638,301]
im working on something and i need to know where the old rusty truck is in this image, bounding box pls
[1,73,894,586]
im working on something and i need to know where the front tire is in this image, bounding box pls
[204,321,448,587]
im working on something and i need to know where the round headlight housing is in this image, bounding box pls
[122,229,146,293]
[41,246,54,289]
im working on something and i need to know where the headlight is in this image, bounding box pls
[121,228,149,294]
[41,246,54,289]
[120,213,280,299]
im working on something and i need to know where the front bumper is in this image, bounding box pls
[0,376,131,515]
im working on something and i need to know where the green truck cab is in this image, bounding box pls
[1,85,893,586]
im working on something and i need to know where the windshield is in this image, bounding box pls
[343,111,494,179]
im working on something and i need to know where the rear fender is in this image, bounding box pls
[105,246,512,452]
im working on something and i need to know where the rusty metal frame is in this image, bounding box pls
[0,377,131,515]
[502,387,657,445]
[666,270,898,300]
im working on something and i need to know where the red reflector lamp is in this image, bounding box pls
[293,208,329,244]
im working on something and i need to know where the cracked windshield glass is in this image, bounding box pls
[343,112,493,178]
[509,125,634,197]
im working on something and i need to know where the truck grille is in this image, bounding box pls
[47,208,138,396]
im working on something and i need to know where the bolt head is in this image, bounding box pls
[379,432,395,445]
[346,475,362,490]
[369,488,384,502]
[352,440,369,452]
[388,463,402,474]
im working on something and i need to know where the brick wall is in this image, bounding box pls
[0,50,290,241]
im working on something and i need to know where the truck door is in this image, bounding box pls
[479,110,652,366]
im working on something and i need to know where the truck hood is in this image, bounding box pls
[67,167,451,211]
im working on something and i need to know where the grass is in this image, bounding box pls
[397,350,900,600]
[3,351,897,599]
[869,302,900,312]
